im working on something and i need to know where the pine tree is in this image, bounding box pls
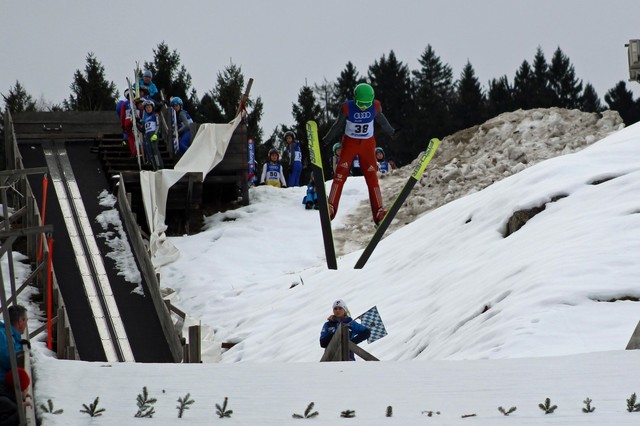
[65,52,118,111]
[334,61,365,105]
[198,63,263,142]
[291,85,323,179]
[531,47,554,108]
[579,83,603,112]
[547,47,583,108]
[2,81,37,113]
[144,42,198,113]
[452,61,487,130]
[368,50,412,164]
[313,77,337,124]
[412,45,454,163]
[198,92,225,124]
[605,81,640,125]
[487,75,515,117]
[513,60,535,109]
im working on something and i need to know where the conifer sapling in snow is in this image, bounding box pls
[538,397,557,414]
[80,397,105,417]
[40,399,63,415]
[134,386,157,418]
[582,397,595,413]
[216,397,233,418]
[177,393,195,418]
[626,392,640,412]
[292,402,319,419]
[498,406,517,416]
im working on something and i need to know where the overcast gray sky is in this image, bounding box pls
[2,0,640,133]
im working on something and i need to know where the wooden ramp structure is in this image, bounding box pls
[3,108,250,366]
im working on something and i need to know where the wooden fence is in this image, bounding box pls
[320,324,379,362]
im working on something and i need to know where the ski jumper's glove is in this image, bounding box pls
[151,134,158,142]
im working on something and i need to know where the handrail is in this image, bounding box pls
[116,174,183,362]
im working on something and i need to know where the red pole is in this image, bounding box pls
[37,174,49,261]
[46,235,54,350]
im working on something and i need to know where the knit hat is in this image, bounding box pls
[5,368,30,392]
[333,299,348,311]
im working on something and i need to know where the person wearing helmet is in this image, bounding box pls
[260,148,287,188]
[284,130,303,186]
[322,83,397,225]
[375,147,391,175]
[118,88,138,157]
[141,99,164,171]
[329,142,342,178]
[170,97,194,155]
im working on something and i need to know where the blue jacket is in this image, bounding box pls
[288,141,302,165]
[0,321,23,379]
[137,78,159,98]
[320,316,370,360]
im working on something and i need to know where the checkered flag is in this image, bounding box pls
[355,306,387,343]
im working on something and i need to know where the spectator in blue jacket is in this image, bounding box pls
[319,299,370,361]
[138,70,159,100]
[0,305,28,380]
[302,173,319,210]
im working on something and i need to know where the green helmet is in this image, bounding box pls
[332,142,342,155]
[354,83,374,109]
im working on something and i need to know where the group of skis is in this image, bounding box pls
[306,120,440,270]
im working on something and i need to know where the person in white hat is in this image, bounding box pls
[319,299,370,360]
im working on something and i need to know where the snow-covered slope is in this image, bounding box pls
[335,108,624,254]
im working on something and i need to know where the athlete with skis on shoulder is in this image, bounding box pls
[260,148,287,188]
[170,97,193,155]
[117,88,138,157]
[284,130,303,187]
[323,83,397,225]
[319,299,370,361]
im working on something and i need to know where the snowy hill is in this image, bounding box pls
[27,108,640,424]
[335,108,624,254]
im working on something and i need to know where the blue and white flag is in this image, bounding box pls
[355,306,387,343]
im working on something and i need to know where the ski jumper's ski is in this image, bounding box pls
[354,138,440,269]
[306,120,337,270]
[125,77,143,170]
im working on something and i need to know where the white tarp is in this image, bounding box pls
[140,114,242,268]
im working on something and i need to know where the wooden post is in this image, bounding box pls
[183,344,190,363]
[339,324,350,361]
[626,320,640,349]
[188,325,201,363]
[56,307,66,359]
[235,78,254,117]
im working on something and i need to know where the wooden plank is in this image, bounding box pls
[349,342,379,361]
[626,320,640,349]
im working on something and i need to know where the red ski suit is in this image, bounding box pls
[120,101,138,157]
[324,100,395,223]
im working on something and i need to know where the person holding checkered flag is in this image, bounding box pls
[319,299,371,361]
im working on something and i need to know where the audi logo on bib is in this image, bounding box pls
[353,111,372,120]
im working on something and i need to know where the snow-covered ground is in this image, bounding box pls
[12,108,640,424]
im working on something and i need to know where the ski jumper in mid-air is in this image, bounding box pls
[323,83,396,225]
